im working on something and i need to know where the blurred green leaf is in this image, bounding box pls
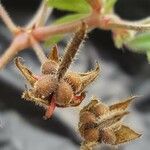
[126,32,150,62]
[45,35,63,47]
[104,0,117,14]
[54,13,89,24]
[47,0,91,13]
[147,51,150,61]
[126,32,150,52]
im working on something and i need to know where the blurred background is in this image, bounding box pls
[0,0,150,149]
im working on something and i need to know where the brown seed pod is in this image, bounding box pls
[84,128,100,142]
[33,75,58,98]
[41,60,58,74]
[101,128,116,145]
[56,80,74,106]
[90,102,109,117]
[64,71,82,92]
[80,111,96,124]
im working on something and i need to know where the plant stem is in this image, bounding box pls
[0,3,18,34]
[0,33,29,69]
[26,0,52,29]
[30,36,47,64]
[33,13,150,42]
[32,13,100,41]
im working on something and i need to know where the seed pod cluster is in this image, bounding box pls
[79,96,141,150]
[15,23,100,119]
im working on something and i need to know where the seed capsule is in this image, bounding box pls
[33,75,57,98]
[56,80,73,106]
[90,102,109,117]
[101,128,116,145]
[84,128,100,142]
[41,60,58,74]
[80,111,96,124]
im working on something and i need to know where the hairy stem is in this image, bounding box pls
[101,15,150,31]
[32,13,99,41]
[0,42,18,69]
[33,13,150,42]
[57,23,86,80]
[0,33,29,69]
[110,21,150,31]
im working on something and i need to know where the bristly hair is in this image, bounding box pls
[57,22,87,80]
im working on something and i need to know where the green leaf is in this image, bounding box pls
[47,0,91,13]
[54,13,89,24]
[104,0,117,14]
[147,51,150,61]
[126,32,150,52]
[45,35,63,47]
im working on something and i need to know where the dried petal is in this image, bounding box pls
[79,63,100,93]
[97,111,129,130]
[22,90,48,107]
[15,57,37,86]
[80,99,99,114]
[47,45,59,62]
[109,96,136,111]
[64,71,82,93]
[113,125,141,145]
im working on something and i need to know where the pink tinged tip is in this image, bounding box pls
[44,96,56,119]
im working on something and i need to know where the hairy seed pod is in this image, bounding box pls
[41,60,58,74]
[101,128,116,145]
[90,102,109,117]
[84,128,100,142]
[65,72,82,92]
[80,111,96,124]
[33,75,58,98]
[56,80,73,106]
